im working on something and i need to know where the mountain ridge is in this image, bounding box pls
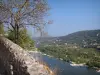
[33,29,100,47]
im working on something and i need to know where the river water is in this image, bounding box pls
[30,52,100,75]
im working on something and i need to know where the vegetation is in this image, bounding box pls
[39,45,100,69]
[86,57,100,68]
[0,0,49,44]
[37,30,100,69]
[34,30,100,48]
[59,30,100,46]
[0,0,50,49]
[0,22,4,35]
[7,28,34,49]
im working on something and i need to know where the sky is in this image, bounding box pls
[30,0,100,37]
[43,0,100,37]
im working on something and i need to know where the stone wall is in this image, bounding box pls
[0,36,52,75]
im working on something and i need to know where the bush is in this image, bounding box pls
[0,22,4,35]
[7,28,34,50]
[86,57,100,68]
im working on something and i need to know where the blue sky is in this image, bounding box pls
[44,0,100,37]
[29,0,100,37]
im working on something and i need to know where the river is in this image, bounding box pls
[30,52,100,75]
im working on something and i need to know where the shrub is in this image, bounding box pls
[7,28,34,50]
[0,22,4,35]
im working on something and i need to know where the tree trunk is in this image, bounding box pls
[15,23,19,44]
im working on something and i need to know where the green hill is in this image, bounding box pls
[34,29,100,47]
[59,29,100,46]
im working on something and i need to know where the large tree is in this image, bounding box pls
[0,0,49,43]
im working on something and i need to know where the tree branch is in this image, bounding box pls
[3,21,15,30]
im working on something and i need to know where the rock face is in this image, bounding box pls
[0,36,52,75]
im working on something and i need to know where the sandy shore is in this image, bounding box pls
[96,70,100,72]
[70,61,86,67]
[70,63,86,67]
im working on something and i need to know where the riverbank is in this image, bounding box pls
[28,50,100,73]
[96,70,100,72]
[70,62,87,67]
[39,46,100,73]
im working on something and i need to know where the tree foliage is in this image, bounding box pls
[0,0,49,44]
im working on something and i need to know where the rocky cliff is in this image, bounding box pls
[0,36,53,75]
